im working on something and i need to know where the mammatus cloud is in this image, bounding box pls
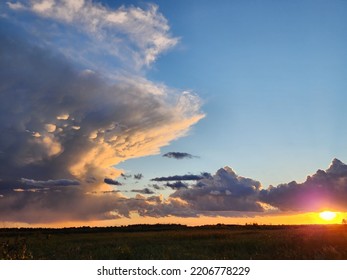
[0,32,203,185]
[162,152,198,160]
[0,1,204,223]
[3,2,347,224]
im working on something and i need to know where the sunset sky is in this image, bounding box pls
[1,0,347,227]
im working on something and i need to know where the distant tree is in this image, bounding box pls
[342,219,347,225]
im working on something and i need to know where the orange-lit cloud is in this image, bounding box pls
[2,1,347,227]
[0,1,204,224]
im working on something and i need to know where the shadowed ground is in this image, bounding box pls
[1,224,347,259]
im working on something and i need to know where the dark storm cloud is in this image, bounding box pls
[0,186,176,223]
[162,152,198,160]
[104,178,122,186]
[3,0,347,224]
[0,188,124,223]
[260,159,347,212]
[180,159,347,214]
[0,10,203,224]
[170,166,266,212]
[0,25,202,184]
[3,156,347,223]
[151,174,204,182]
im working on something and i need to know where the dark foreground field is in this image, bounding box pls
[1,224,347,260]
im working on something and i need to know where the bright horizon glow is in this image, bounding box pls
[2,211,347,228]
[319,211,338,221]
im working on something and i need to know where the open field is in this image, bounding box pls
[1,224,347,260]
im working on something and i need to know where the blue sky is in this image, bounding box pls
[119,0,347,187]
[1,0,347,226]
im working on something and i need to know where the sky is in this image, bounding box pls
[1,0,347,227]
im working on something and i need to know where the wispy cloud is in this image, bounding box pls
[150,184,164,190]
[20,178,80,187]
[151,174,205,182]
[6,1,24,10]
[6,1,347,225]
[7,0,179,70]
[163,152,198,160]
[134,173,143,180]
[120,173,132,180]
[131,188,155,195]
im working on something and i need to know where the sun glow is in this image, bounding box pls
[319,211,337,221]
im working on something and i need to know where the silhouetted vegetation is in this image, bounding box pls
[1,224,347,259]
[0,237,32,260]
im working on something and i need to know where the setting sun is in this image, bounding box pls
[2,0,347,232]
[319,211,337,221]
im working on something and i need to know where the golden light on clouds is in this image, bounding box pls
[2,0,347,228]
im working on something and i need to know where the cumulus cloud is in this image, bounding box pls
[3,156,347,223]
[0,1,204,224]
[156,160,347,216]
[6,2,347,224]
[260,158,347,212]
[162,152,198,160]
[170,167,266,213]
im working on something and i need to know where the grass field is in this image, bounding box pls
[1,224,347,260]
